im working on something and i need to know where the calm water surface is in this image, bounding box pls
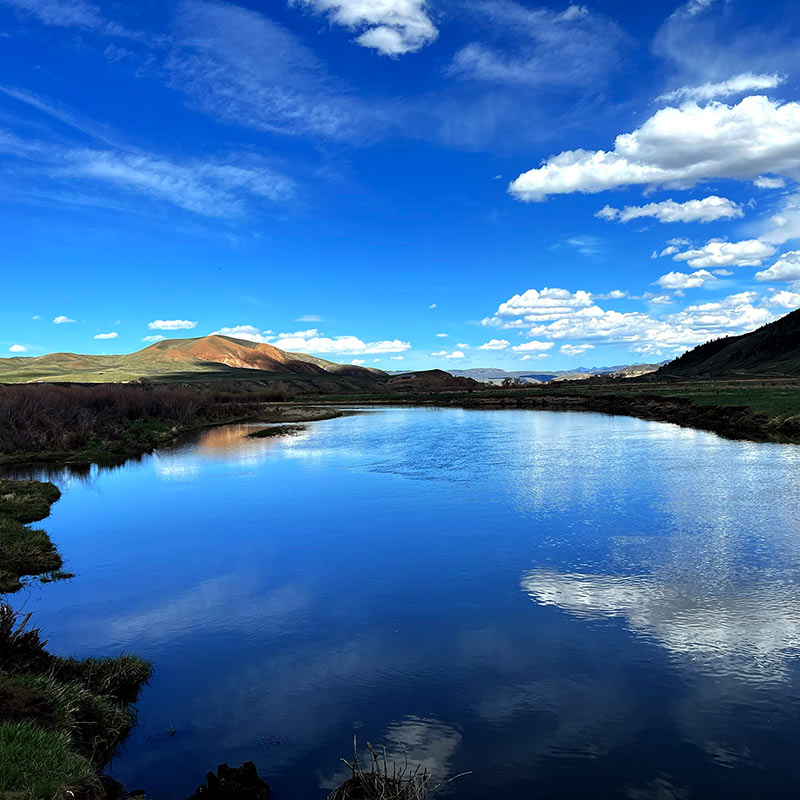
[11,407,800,799]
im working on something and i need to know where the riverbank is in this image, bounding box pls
[0,381,342,467]
[316,380,800,444]
[455,391,800,442]
[0,480,153,799]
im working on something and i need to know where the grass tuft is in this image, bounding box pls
[328,740,431,800]
[0,481,61,524]
[0,720,95,799]
[0,480,64,595]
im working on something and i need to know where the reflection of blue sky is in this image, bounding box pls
[320,716,462,791]
[18,408,800,799]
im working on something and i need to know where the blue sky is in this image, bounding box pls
[2,0,800,370]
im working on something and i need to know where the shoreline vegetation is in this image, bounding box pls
[1,378,799,797]
[0,383,342,468]
[0,481,153,800]
[317,378,800,444]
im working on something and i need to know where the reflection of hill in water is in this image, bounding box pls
[154,424,314,479]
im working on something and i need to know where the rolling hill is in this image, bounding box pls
[658,308,800,378]
[0,335,387,385]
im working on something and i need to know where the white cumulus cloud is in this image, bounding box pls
[291,0,437,55]
[93,331,118,339]
[509,96,800,201]
[765,290,800,309]
[560,343,594,356]
[9,344,28,353]
[755,251,800,282]
[754,176,785,189]
[667,292,772,331]
[148,319,198,330]
[656,269,717,289]
[483,285,778,358]
[478,339,509,350]
[431,350,465,359]
[672,239,776,268]
[273,329,411,355]
[211,325,274,343]
[485,287,594,325]
[53,315,75,324]
[512,340,555,352]
[597,195,743,224]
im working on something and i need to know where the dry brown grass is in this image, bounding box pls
[0,383,271,457]
[328,739,470,800]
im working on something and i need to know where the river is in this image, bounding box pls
[12,407,800,798]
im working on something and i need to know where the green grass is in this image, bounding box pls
[0,482,61,525]
[658,387,800,418]
[0,721,94,799]
[0,521,64,594]
[0,605,154,796]
[54,654,154,708]
[0,481,67,595]
[0,672,137,764]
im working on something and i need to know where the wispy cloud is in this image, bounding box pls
[0,85,119,145]
[448,2,627,88]
[168,0,378,141]
[61,150,296,217]
[0,88,297,219]
[53,314,75,324]
[2,0,144,39]
[659,72,786,103]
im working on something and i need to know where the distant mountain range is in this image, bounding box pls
[444,363,664,384]
[657,307,800,377]
[0,335,387,385]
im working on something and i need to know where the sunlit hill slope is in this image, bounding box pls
[0,335,387,385]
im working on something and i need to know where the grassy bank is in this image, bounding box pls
[0,606,152,800]
[0,480,152,799]
[0,480,71,594]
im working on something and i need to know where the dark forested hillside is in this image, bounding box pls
[659,308,800,377]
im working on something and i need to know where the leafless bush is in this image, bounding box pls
[0,384,264,455]
[328,739,469,800]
